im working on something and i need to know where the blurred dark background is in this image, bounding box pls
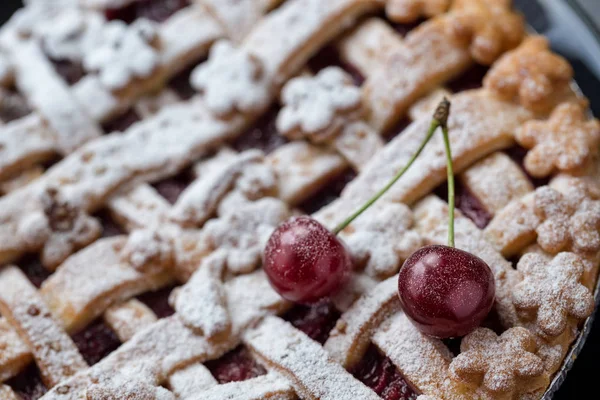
[0,0,598,398]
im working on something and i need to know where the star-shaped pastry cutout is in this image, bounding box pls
[448,0,525,65]
[340,202,422,279]
[191,40,270,118]
[483,36,573,112]
[385,0,450,23]
[277,67,363,144]
[513,252,594,337]
[450,327,548,396]
[517,102,600,178]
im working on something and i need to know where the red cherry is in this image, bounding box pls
[264,216,352,304]
[398,245,495,338]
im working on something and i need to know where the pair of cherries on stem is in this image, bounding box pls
[264,99,495,338]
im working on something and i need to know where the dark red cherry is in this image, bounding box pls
[264,216,351,304]
[398,245,495,338]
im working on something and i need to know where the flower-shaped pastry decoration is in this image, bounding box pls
[449,327,548,396]
[83,19,160,91]
[121,228,175,273]
[534,186,600,254]
[340,202,422,278]
[517,102,600,178]
[203,195,290,274]
[483,36,574,113]
[191,40,270,118]
[18,187,101,270]
[513,252,594,337]
[277,67,363,143]
[448,0,525,65]
[385,0,450,23]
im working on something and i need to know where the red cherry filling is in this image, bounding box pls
[6,364,47,400]
[351,345,417,400]
[232,105,288,154]
[446,64,489,93]
[71,319,121,365]
[435,181,492,229]
[104,0,190,23]
[264,216,352,304]
[283,299,341,344]
[94,209,126,238]
[398,245,495,338]
[300,168,357,215]
[205,345,266,383]
[168,61,204,100]
[50,59,85,86]
[18,254,52,288]
[383,116,412,142]
[152,168,195,204]
[101,109,141,134]
[136,286,176,318]
[0,88,32,123]
[307,45,365,86]
[505,145,551,188]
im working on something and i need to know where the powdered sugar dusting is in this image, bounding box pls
[175,251,231,339]
[0,318,32,382]
[191,40,270,118]
[372,312,458,397]
[11,41,103,153]
[460,152,534,214]
[244,316,381,400]
[513,252,594,338]
[195,372,296,400]
[167,362,217,399]
[277,67,362,142]
[40,237,171,333]
[170,149,273,227]
[340,201,422,278]
[203,195,290,275]
[325,275,399,368]
[0,266,88,387]
[450,327,548,397]
[104,299,158,343]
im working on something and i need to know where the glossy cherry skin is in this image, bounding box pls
[264,216,352,304]
[398,245,495,338]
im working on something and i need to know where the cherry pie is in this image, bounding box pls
[0,0,599,399]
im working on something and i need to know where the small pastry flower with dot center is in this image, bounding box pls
[449,327,548,396]
[191,40,270,118]
[448,0,525,65]
[517,102,600,178]
[121,228,175,273]
[18,187,101,269]
[513,252,594,338]
[385,0,450,24]
[83,19,160,91]
[483,36,573,113]
[265,98,495,339]
[534,186,600,254]
[205,195,290,275]
[277,67,363,144]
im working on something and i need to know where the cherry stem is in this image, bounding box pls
[333,98,453,236]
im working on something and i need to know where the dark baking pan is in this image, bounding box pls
[513,1,600,398]
[0,0,599,398]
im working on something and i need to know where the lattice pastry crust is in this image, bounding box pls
[0,1,598,400]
